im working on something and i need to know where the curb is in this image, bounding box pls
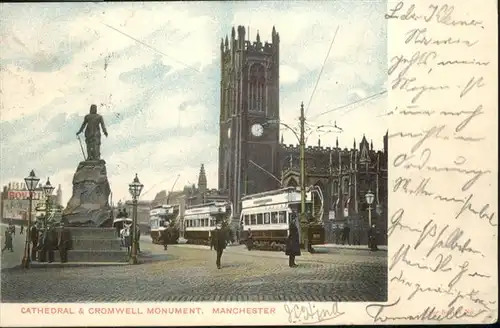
[313,246,388,252]
[3,262,128,271]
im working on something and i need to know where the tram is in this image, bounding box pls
[184,201,232,245]
[240,186,325,251]
[149,204,180,244]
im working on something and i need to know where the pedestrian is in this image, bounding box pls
[343,225,350,245]
[37,227,47,262]
[211,223,227,269]
[368,224,378,251]
[161,228,169,250]
[47,224,58,263]
[2,229,13,252]
[30,224,38,261]
[20,225,24,235]
[285,220,301,267]
[135,225,141,253]
[58,222,72,263]
[246,228,254,251]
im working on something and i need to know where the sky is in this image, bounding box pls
[0,1,387,205]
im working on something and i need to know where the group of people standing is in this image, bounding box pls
[2,222,16,252]
[119,224,141,255]
[29,220,72,263]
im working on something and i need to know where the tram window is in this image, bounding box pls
[205,218,209,227]
[201,219,205,227]
[210,219,215,226]
[266,212,274,224]
[257,213,263,225]
[264,213,271,224]
[279,211,287,223]
[244,215,249,225]
[251,215,257,225]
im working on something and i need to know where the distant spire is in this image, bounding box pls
[272,26,276,36]
[224,35,229,50]
[370,140,374,150]
[220,38,224,51]
[231,26,235,38]
[198,164,207,193]
[318,138,321,147]
[353,138,356,150]
[256,30,261,42]
[336,136,339,148]
[281,134,284,144]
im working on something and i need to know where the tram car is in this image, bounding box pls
[184,201,232,245]
[149,204,180,244]
[240,186,325,251]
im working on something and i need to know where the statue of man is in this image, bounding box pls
[76,104,108,160]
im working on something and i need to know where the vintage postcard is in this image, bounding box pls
[0,0,497,326]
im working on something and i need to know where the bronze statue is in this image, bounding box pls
[76,104,108,160]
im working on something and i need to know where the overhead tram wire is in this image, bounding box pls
[304,25,340,116]
[101,23,201,73]
[88,1,201,74]
[308,90,387,122]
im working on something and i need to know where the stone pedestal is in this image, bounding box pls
[65,227,127,262]
[62,160,112,227]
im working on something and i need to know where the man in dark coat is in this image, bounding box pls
[368,224,378,251]
[46,224,58,263]
[343,225,351,245]
[246,228,254,251]
[285,220,301,267]
[30,224,38,261]
[211,224,227,269]
[58,222,72,263]
[135,225,141,253]
[2,229,13,252]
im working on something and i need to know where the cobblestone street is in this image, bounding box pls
[1,229,387,303]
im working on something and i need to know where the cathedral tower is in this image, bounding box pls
[218,26,281,217]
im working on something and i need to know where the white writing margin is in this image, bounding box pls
[382,0,498,325]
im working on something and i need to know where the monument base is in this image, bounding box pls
[63,227,128,263]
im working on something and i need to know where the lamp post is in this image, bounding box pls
[365,190,375,227]
[42,178,55,229]
[22,170,40,269]
[129,173,144,265]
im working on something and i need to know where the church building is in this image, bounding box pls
[217,26,388,245]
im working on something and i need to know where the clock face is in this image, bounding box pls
[227,128,231,139]
[251,123,264,137]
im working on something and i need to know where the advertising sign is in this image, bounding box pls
[7,190,44,200]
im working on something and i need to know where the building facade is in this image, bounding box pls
[279,134,388,245]
[1,181,63,224]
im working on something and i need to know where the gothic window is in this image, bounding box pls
[249,64,266,112]
[342,177,349,194]
[287,178,298,187]
[332,180,339,195]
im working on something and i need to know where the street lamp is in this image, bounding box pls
[128,173,144,265]
[43,177,55,229]
[22,170,40,269]
[365,190,375,227]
